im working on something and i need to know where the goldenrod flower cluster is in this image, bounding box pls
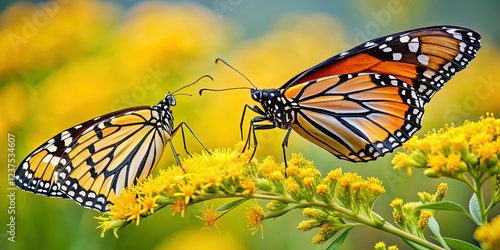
[390,183,448,238]
[474,215,500,250]
[393,114,500,183]
[96,142,386,243]
[374,241,399,250]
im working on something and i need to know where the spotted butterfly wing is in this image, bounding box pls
[284,26,481,104]
[15,93,187,212]
[248,26,481,162]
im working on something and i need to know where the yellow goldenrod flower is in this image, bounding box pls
[95,218,127,238]
[196,204,219,229]
[303,177,316,188]
[311,234,327,245]
[474,215,500,249]
[390,199,404,226]
[316,184,329,197]
[241,177,257,196]
[302,208,328,221]
[417,210,432,229]
[390,184,448,238]
[374,241,387,250]
[246,203,264,236]
[393,114,500,181]
[171,198,187,217]
[324,168,343,183]
[297,220,322,231]
[374,241,399,250]
[285,178,300,194]
[175,181,197,205]
[436,183,448,200]
[259,156,280,176]
[269,170,285,182]
[107,189,140,221]
[97,144,386,239]
[417,192,433,203]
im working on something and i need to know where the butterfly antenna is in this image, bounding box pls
[199,87,251,96]
[215,58,256,88]
[172,75,213,94]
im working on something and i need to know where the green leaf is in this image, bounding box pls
[326,227,353,250]
[443,237,481,250]
[418,201,468,214]
[469,193,482,225]
[428,216,450,250]
[216,198,247,211]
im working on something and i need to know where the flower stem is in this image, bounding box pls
[473,177,488,224]
[251,193,444,250]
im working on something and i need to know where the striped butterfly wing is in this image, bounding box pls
[14,108,140,198]
[283,73,423,162]
[278,26,481,162]
[283,26,481,105]
[15,106,170,211]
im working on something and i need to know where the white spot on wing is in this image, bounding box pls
[392,53,402,61]
[400,35,410,43]
[408,38,419,52]
[365,41,376,47]
[64,137,73,147]
[47,145,57,152]
[417,54,429,65]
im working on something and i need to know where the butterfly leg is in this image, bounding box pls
[249,120,277,161]
[281,126,293,177]
[172,122,211,157]
[167,139,183,171]
[240,104,266,141]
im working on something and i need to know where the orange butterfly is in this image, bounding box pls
[217,26,481,165]
[15,77,210,211]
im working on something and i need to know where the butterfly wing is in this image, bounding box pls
[15,106,170,211]
[282,26,481,105]
[14,108,139,199]
[284,73,423,161]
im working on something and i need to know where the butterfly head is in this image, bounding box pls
[156,93,176,111]
[166,93,177,107]
[153,93,176,131]
[250,88,279,103]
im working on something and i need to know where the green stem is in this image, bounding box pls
[251,193,444,250]
[473,177,488,224]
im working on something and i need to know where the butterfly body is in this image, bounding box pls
[250,88,294,129]
[242,26,481,164]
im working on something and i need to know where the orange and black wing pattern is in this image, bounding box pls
[283,26,481,105]
[15,106,171,212]
[254,26,481,162]
[284,73,422,162]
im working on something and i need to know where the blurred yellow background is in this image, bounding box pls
[1,0,499,249]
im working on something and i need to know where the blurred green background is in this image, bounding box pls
[1,0,499,249]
